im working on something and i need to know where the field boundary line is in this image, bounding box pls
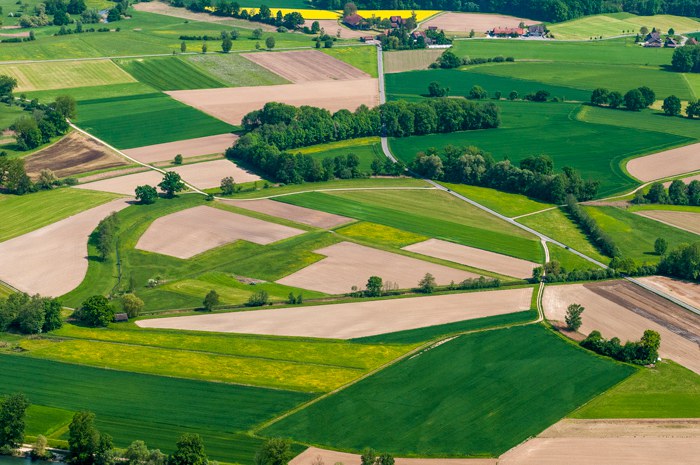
[225,186,437,201]
[512,206,558,219]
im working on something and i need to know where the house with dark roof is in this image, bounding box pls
[343,13,367,29]
[528,24,545,37]
[665,37,679,48]
[644,31,662,47]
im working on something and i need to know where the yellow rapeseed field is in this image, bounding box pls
[353,10,441,21]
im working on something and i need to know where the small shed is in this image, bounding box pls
[114,313,129,322]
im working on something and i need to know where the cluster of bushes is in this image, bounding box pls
[566,195,620,257]
[531,260,619,283]
[431,50,514,69]
[671,44,700,73]
[581,329,661,365]
[179,32,229,40]
[634,179,700,206]
[11,94,77,150]
[0,292,62,334]
[55,23,114,35]
[657,242,700,281]
[590,86,656,111]
[357,273,500,298]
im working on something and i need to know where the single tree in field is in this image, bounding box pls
[365,276,383,297]
[654,237,668,255]
[169,434,207,465]
[639,26,649,36]
[121,293,144,318]
[135,185,158,204]
[222,36,233,53]
[254,438,292,465]
[68,411,100,465]
[565,303,584,331]
[220,176,235,195]
[252,28,263,40]
[508,90,518,100]
[180,41,186,53]
[77,295,114,327]
[668,27,675,36]
[427,81,448,97]
[158,172,185,198]
[624,89,645,111]
[311,20,320,34]
[662,95,681,116]
[0,75,17,98]
[203,290,219,312]
[265,36,275,50]
[640,329,661,364]
[0,392,29,450]
[468,85,487,100]
[201,42,207,54]
[418,273,436,293]
[173,154,183,165]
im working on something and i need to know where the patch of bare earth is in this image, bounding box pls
[0,31,29,38]
[24,131,129,179]
[634,210,700,235]
[165,79,379,125]
[277,241,480,294]
[135,205,304,259]
[637,276,700,309]
[419,12,534,34]
[136,287,532,338]
[403,238,539,278]
[291,448,496,465]
[383,49,444,73]
[132,1,276,30]
[0,199,129,296]
[242,50,370,83]
[123,133,238,164]
[305,19,367,39]
[543,281,700,374]
[224,199,353,229]
[627,142,700,182]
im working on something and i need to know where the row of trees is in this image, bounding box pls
[657,242,700,281]
[360,273,500,297]
[634,179,700,206]
[671,44,700,73]
[566,194,619,257]
[581,329,661,365]
[531,260,620,283]
[92,212,120,261]
[135,172,187,204]
[178,0,305,30]
[0,292,62,334]
[590,86,656,111]
[432,50,514,69]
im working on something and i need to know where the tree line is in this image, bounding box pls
[531,260,619,283]
[581,329,661,365]
[633,179,700,206]
[590,86,656,111]
[566,195,620,257]
[431,50,514,69]
[658,242,700,281]
[0,292,63,335]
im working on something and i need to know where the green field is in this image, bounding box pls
[322,45,378,77]
[578,105,700,140]
[263,324,634,457]
[276,189,544,262]
[440,183,554,218]
[115,57,226,91]
[0,60,136,93]
[186,53,290,87]
[547,243,600,271]
[0,354,311,463]
[25,404,74,438]
[0,189,121,243]
[24,82,158,103]
[547,13,700,40]
[74,92,236,149]
[572,361,700,418]
[295,137,385,172]
[334,222,427,248]
[229,177,430,199]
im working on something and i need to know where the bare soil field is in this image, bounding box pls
[291,448,496,465]
[383,49,444,73]
[136,205,304,259]
[225,199,353,229]
[132,1,276,30]
[242,50,370,82]
[637,276,700,309]
[543,281,700,374]
[305,20,367,39]
[539,418,700,439]
[24,131,128,179]
[166,79,380,125]
[419,12,533,34]
[627,142,700,182]
[137,287,532,338]
[74,170,164,196]
[0,31,29,38]
[277,241,479,294]
[403,238,538,278]
[122,134,238,164]
[0,199,129,296]
[634,210,700,235]
[77,167,148,184]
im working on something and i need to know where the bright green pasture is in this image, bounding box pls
[389,101,692,197]
[577,105,700,140]
[74,92,235,149]
[186,53,290,87]
[439,183,554,218]
[24,82,157,103]
[263,325,634,457]
[686,73,700,99]
[0,354,310,463]
[115,57,225,90]
[547,13,700,41]
[0,104,26,131]
[0,60,136,93]
[386,69,591,101]
[0,283,14,299]
[229,177,430,199]
[322,45,378,77]
[547,243,600,271]
[629,204,700,213]
[0,189,121,243]
[572,361,700,418]
[583,206,700,263]
[276,189,544,262]
[335,222,427,248]
[295,137,385,172]
[25,404,74,438]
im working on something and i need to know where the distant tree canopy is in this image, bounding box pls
[0,292,63,334]
[671,44,700,73]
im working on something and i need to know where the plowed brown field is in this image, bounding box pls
[241,50,369,82]
[627,142,700,181]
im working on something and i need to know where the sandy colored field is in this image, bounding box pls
[305,19,367,39]
[277,241,478,294]
[0,60,135,92]
[291,448,496,465]
[0,199,129,296]
[637,276,700,309]
[225,199,352,229]
[627,142,700,182]
[122,133,238,164]
[75,160,260,195]
[404,238,538,278]
[0,31,29,38]
[166,79,379,126]
[24,131,128,179]
[635,210,700,235]
[137,287,532,338]
[419,12,533,34]
[543,281,700,374]
[136,205,304,259]
[383,49,444,73]
[242,50,369,83]
[132,1,277,30]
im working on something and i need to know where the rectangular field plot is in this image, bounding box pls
[115,57,226,91]
[0,60,135,92]
[123,133,238,164]
[241,50,370,83]
[263,325,634,457]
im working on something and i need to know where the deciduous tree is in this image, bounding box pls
[0,392,29,450]
[158,172,185,198]
[565,303,584,331]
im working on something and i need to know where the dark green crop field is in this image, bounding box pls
[263,325,634,457]
[115,57,226,91]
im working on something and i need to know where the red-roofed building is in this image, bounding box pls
[490,27,524,37]
[343,13,367,29]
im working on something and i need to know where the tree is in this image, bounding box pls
[654,237,668,255]
[32,435,50,460]
[54,95,77,119]
[201,42,207,54]
[0,75,17,98]
[67,0,87,14]
[427,81,448,97]
[13,116,43,150]
[95,434,117,465]
[173,154,183,165]
[637,86,656,107]
[168,433,207,465]
[640,329,661,364]
[437,50,461,69]
[106,8,120,22]
[668,27,675,36]
[203,290,219,312]
[669,179,688,205]
[608,91,623,108]
[36,168,57,189]
[135,185,158,205]
[311,20,320,34]
[247,290,268,307]
[254,438,292,465]
[360,448,376,465]
[42,297,63,332]
[252,28,263,39]
[565,303,584,331]
[125,441,166,465]
[646,182,671,203]
[77,296,114,327]
[418,272,436,293]
[265,36,275,50]
[181,41,187,53]
[590,87,609,106]
[662,95,681,116]
[342,2,357,18]
[468,85,488,100]
[17,297,44,334]
[365,276,382,297]
[68,411,100,465]
[624,89,646,111]
[158,172,185,198]
[508,90,518,100]
[0,392,29,450]
[222,36,232,53]
[220,176,235,195]
[640,26,649,36]
[121,294,143,318]
[688,99,700,119]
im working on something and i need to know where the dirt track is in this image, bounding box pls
[166,79,379,125]
[627,142,700,181]
[0,199,129,296]
[635,210,700,235]
[225,199,352,229]
[123,134,238,164]
[419,12,533,34]
[277,241,478,294]
[291,448,496,465]
[136,287,532,338]
[25,131,128,179]
[241,50,369,83]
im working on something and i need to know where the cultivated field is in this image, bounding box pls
[241,50,370,82]
[75,170,163,195]
[626,142,700,182]
[136,205,304,259]
[543,281,700,374]
[136,288,533,338]
[637,276,700,309]
[419,12,533,34]
[0,60,135,92]
[634,210,700,235]
[166,79,380,125]
[404,239,539,278]
[24,131,128,179]
[122,133,238,163]
[305,19,367,39]
[185,53,290,87]
[115,57,226,91]
[276,241,477,294]
[227,199,353,229]
[548,12,700,40]
[291,448,496,465]
[383,49,444,73]
[0,199,128,296]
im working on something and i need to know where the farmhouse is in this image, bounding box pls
[644,31,662,47]
[411,30,433,45]
[490,27,524,37]
[343,13,367,29]
[665,37,678,48]
[390,15,405,28]
[528,24,546,37]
